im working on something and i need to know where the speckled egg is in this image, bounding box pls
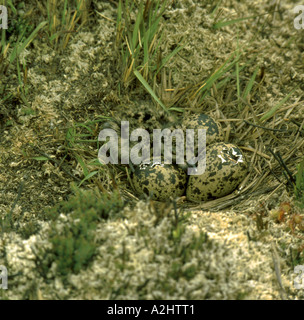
[186,142,248,202]
[182,113,224,146]
[132,160,187,201]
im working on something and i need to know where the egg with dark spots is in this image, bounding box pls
[132,160,187,201]
[182,113,224,147]
[186,142,248,202]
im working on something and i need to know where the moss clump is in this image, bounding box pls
[49,218,96,277]
[46,184,125,221]
[41,185,125,279]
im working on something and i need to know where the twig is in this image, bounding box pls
[268,148,295,187]
[271,242,288,300]
[244,120,288,132]
[95,10,116,23]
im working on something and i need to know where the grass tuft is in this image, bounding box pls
[0,3,47,107]
[43,0,90,50]
[116,0,184,109]
[40,185,125,279]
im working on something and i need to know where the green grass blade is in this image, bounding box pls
[61,0,68,26]
[7,0,17,14]
[10,21,48,63]
[1,27,6,52]
[117,0,122,29]
[197,54,237,100]
[132,2,143,51]
[210,0,223,18]
[75,154,89,177]
[242,65,259,101]
[143,23,149,67]
[78,171,99,187]
[215,53,258,91]
[134,69,168,112]
[260,86,299,122]
[155,42,186,77]
[168,107,184,113]
[213,13,267,29]
[31,156,49,161]
[236,33,240,108]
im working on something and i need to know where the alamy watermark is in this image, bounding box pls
[0,5,8,29]
[0,265,8,290]
[98,121,206,175]
[294,5,304,29]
